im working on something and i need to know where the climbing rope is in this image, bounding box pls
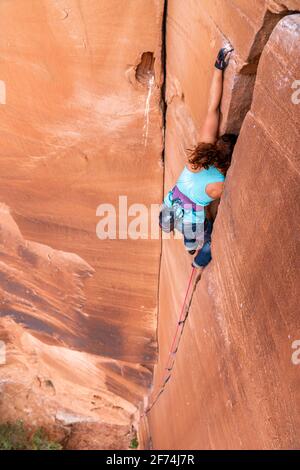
[142,266,201,417]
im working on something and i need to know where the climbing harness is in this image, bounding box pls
[142,266,201,417]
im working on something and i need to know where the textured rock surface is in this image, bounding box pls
[0,0,164,448]
[144,7,300,450]
[0,206,152,447]
[0,0,164,361]
[0,317,137,449]
[1,0,300,451]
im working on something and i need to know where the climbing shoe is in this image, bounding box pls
[192,259,203,270]
[215,45,234,70]
[192,240,212,269]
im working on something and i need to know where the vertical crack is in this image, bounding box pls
[160,0,168,159]
[141,0,168,450]
[155,0,168,363]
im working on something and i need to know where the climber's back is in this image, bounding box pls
[176,164,225,207]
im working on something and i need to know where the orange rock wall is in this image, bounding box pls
[0,0,165,448]
[0,0,165,362]
[145,2,300,450]
[0,0,300,451]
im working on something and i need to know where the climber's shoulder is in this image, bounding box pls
[205,181,224,200]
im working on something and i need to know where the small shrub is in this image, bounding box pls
[31,428,62,450]
[129,436,139,449]
[0,420,28,450]
[0,421,62,450]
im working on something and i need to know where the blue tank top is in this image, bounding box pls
[176,165,225,207]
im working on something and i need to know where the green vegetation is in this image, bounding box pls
[0,421,62,450]
[30,428,62,450]
[129,435,139,449]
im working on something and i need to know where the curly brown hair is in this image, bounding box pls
[187,134,237,175]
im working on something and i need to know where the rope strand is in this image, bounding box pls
[142,267,200,416]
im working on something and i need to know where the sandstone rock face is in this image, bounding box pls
[0,0,164,448]
[1,0,299,451]
[0,316,137,449]
[143,7,300,450]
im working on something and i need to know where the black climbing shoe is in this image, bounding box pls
[215,45,234,70]
[192,260,203,270]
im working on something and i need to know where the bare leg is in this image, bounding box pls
[199,46,233,143]
[207,67,224,116]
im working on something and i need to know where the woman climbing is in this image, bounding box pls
[159,45,237,270]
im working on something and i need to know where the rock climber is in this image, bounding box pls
[159,45,237,270]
